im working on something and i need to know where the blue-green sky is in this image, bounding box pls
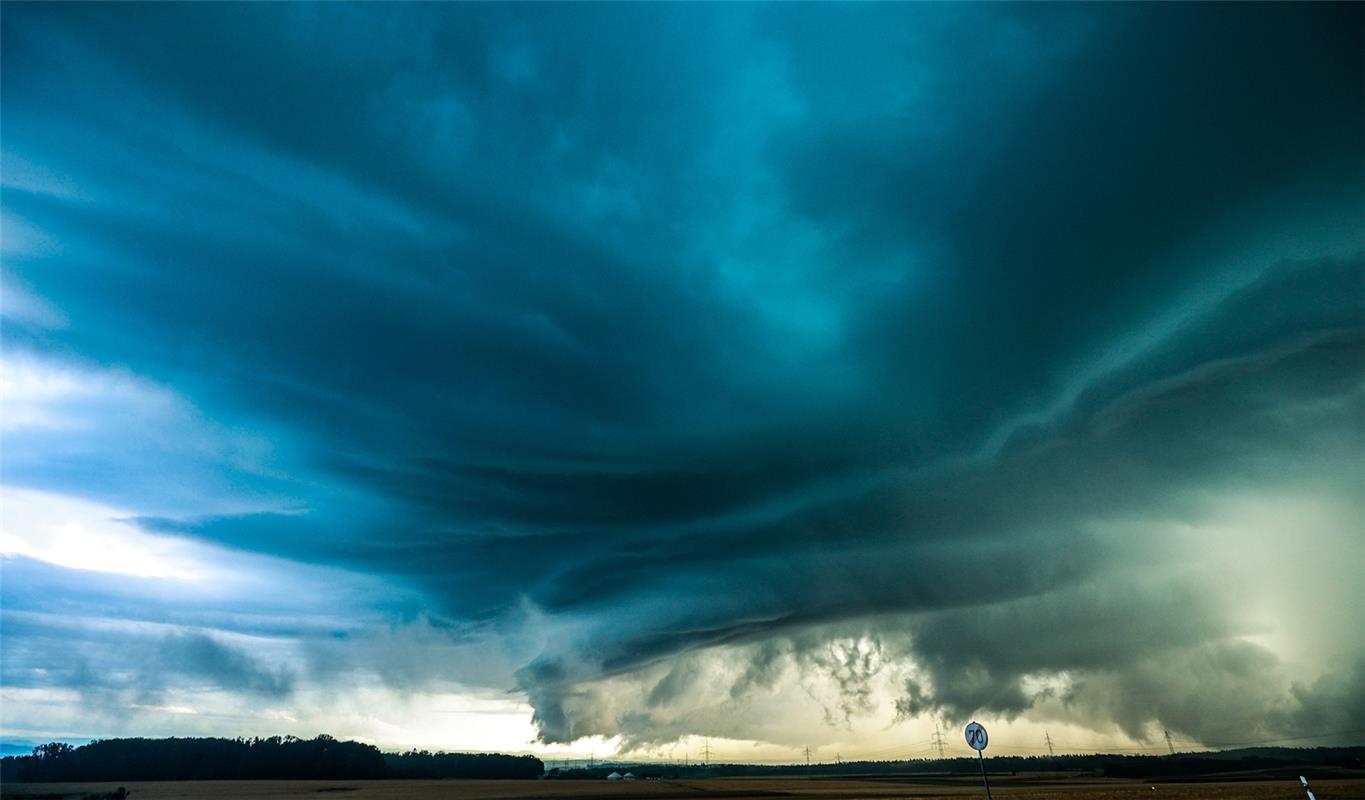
[1,3,1362,759]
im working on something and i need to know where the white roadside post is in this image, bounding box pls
[964,721,993,800]
[1301,775,1317,800]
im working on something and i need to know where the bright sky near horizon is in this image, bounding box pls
[1,3,1362,760]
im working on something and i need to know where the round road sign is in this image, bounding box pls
[965,721,988,751]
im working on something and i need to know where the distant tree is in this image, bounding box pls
[35,742,75,761]
[0,736,384,781]
[384,750,544,779]
[0,736,554,782]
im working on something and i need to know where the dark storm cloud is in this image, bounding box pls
[518,311,1364,742]
[2,2,1361,747]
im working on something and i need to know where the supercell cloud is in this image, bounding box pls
[1,3,1362,756]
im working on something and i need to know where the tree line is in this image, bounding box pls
[0,735,544,782]
[547,746,1362,782]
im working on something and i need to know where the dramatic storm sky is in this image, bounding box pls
[2,3,1362,760]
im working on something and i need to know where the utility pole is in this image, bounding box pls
[932,722,947,759]
[702,739,711,766]
[1045,731,1055,757]
[836,753,842,766]
[804,746,811,767]
[1164,730,1175,756]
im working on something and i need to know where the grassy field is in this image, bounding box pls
[3,775,1362,800]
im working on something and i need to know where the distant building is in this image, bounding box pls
[606,771,623,780]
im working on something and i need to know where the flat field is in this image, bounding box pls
[3,776,1362,800]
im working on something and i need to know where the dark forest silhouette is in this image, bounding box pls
[0,736,544,782]
[545,747,1363,782]
[2,738,1359,784]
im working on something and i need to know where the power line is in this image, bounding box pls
[857,739,932,759]
[576,726,1365,768]
[701,739,711,766]
[1039,727,1365,755]
[1173,727,1365,750]
[932,722,947,759]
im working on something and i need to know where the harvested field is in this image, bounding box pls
[3,776,1362,800]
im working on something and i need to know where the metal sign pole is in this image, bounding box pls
[964,721,993,800]
[977,749,993,800]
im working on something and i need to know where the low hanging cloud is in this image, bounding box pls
[512,257,1364,744]
[2,617,294,710]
